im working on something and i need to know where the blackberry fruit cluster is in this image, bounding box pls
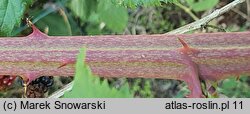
[25,76,54,98]
[0,75,16,91]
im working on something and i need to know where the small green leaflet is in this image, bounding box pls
[0,0,26,36]
[63,48,133,98]
[97,0,128,33]
[69,0,97,22]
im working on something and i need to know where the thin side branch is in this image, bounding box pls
[48,82,73,98]
[167,0,246,34]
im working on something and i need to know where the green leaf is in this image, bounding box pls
[0,0,26,36]
[63,48,133,98]
[85,23,102,35]
[188,0,219,12]
[185,0,194,6]
[98,0,128,33]
[68,0,128,33]
[68,0,97,22]
[221,78,237,89]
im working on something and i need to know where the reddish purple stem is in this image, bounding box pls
[0,26,250,97]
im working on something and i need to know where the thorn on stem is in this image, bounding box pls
[178,37,190,49]
[178,37,199,55]
[58,60,76,69]
[58,63,68,69]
